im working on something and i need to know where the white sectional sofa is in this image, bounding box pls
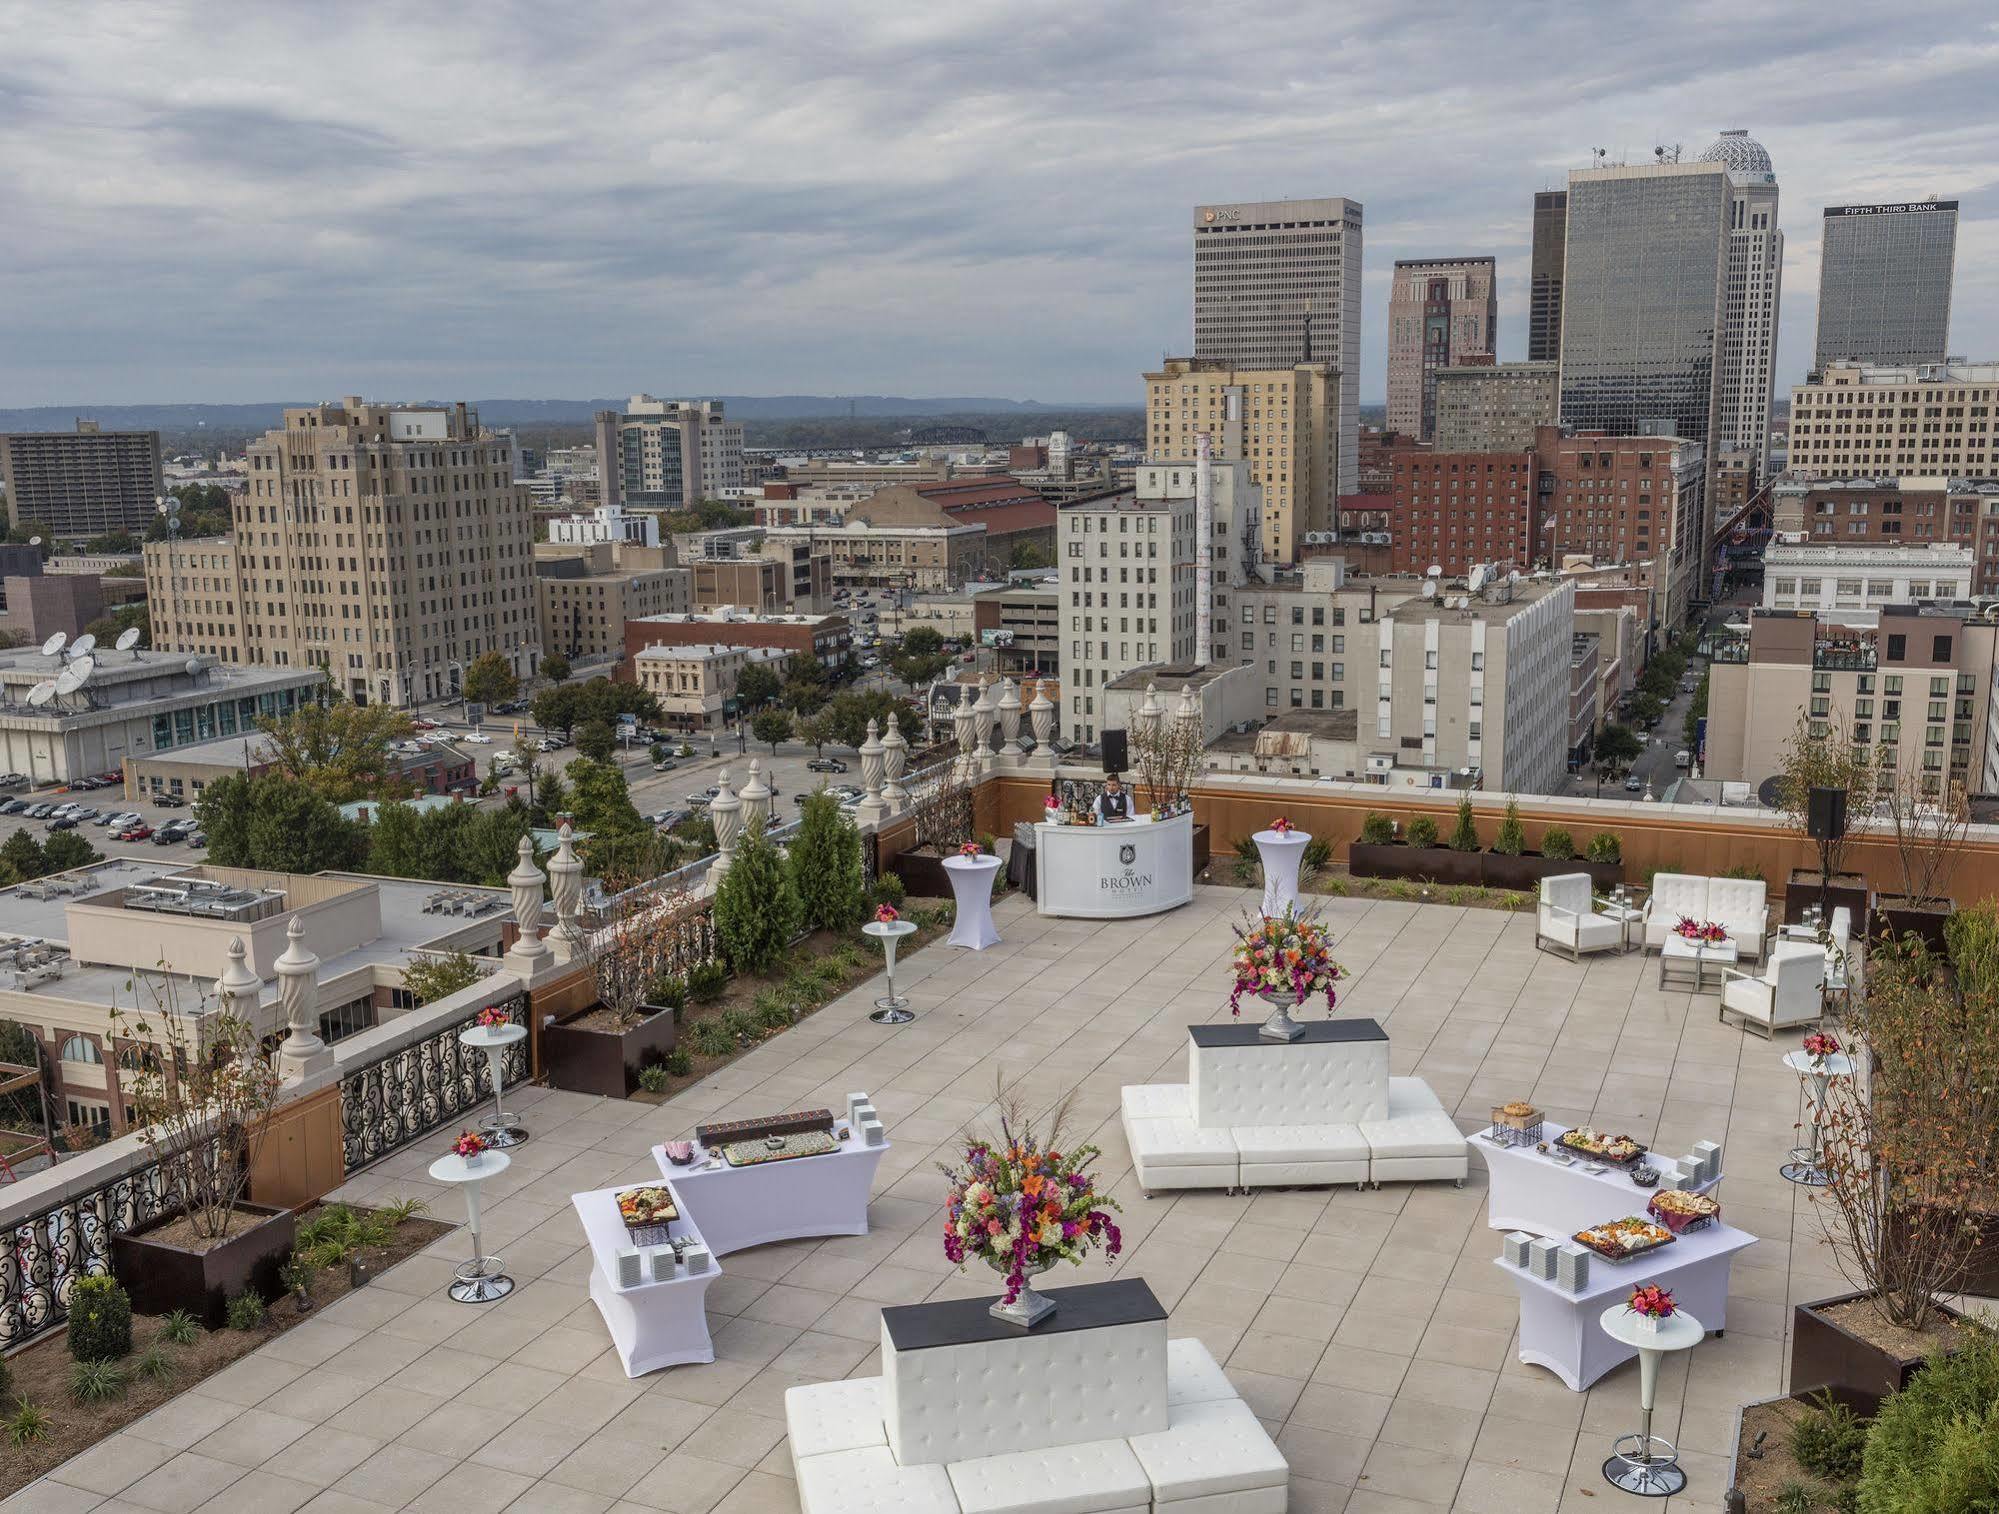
[787,1282,1288,1514]
[1642,872,1769,961]
[1120,1020,1467,1194]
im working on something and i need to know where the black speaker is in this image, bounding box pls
[1807,786,1848,843]
[1101,728,1128,774]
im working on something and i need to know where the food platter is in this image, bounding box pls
[1572,1215,1676,1262]
[1555,1126,1647,1166]
[1647,1187,1722,1234]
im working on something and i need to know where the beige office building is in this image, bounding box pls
[595,396,744,510]
[1705,604,1999,796]
[1787,362,1999,479]
[144,398,537,706]
[535,539,692,665]
[1057,487,1200,744]
[1431,361,1558,453]
[1386,258,1497,440]
[1,421,165,538]
[1144,358,1337,561]
[632,643,784,731]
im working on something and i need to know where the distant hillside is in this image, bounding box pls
[0,394,1131,434]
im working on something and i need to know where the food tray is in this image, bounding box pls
[696,1108,835,1146]
[1646,1190,1722,1235]
[1572,1219,1676,1263]
[723,1130,839,1166]
[1556,1130,1648,1167]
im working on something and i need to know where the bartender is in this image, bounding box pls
[1094,773,1133,823]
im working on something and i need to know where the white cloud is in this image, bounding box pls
[0,1,1992,405]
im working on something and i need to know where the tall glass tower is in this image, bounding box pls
[1698,131,1783,479]
[1814,200,1957,368]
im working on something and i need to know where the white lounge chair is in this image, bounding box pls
[1718,946,1825,1038]
[1537,873,1622,961]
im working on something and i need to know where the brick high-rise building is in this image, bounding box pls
[1386,257,1496,440]
[1814,199,1957,368]
[1529,191,1567,364]
[1431,361,1558,453]
[1192,197,1361,495]
[144,398,537,707]
[1537,426,1707,629]
[1388,451,1537,576]
[1768,474,1999,595]
[0,420,164,537]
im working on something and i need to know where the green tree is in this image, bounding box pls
[1595,722,1643,770]
[1628,691,1664,726]
[4,521,55,557]
[0,830,45,882]
[784,678,829,715]
[402,950,481,1006]
[1447,794,1480,852]
[257,685,416,802]
[796,711,834,755]
[576,718,617,764]
[789,794,865,932]
[461,651,518,708]
[713,821,801,974]
[537,652,571,684]
[1682,670,1709,746]
[84,530,140,555]
[564,757,645,838]
[736,663,781,711]
[752,708,793,754]
[1010,539,1051,570]
[364,801,428,879]
[196,773,369,873]
[41,831,101,873]
[1493,801,1525,856]
[901,627,944,659]
[820,690,923,750]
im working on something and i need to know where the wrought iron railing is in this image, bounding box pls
[1,1139,219,1351]
[338,992,529,1175]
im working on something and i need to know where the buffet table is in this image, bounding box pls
[1475,1126,1723,1239]
[572,1185,720,1377]
[1035,810,1195,919]
[1497,1220,1756,1390]
[652,1135,891,1256]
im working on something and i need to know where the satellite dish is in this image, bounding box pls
[26,681,55,707]
[40,633,65,658]
[27,536,41,548]
[70,654,94,685]
[185,658,204,677]
[70,633,96,658]
[1426,564,1442,578]
[1508,570,1521,584]
[54,667,82,696]
[115,627,141,652]
[1756,776,1783,807]
[1421,580,1436,599]
[1468,565,1488,594]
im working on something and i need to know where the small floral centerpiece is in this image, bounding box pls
[452,1130,488,1161]
[1626,1283,1676,1333]
[1229,906,1343,1042]
[939,1093,1121,1327]
[1673,916,1728,945]
[475,1006,511,1029]
[1043,793,1060,811]
[1802,1030,1840,1065]
[875,904,900,925]
[959,842,982,858]
[1269,816,1294,835]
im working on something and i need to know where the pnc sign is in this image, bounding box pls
[1202,209,1242,224]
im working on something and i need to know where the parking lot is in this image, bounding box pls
[0,774,211,864]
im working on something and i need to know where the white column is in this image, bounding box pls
[275,918,331,1081]
[973,676,996,776]
[548,821,584,961]
[709,769,742,881]
[503,834,551,979]
[856,719,887,825]
[881,714,909,813]
[1027,679,1056,771]
[740,758,771,834]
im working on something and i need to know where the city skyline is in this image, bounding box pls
[0,3,1992,409]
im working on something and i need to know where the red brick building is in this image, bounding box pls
[1388,451,1536,574]
[621,609,852,676]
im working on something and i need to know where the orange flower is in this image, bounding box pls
[1020,1173,1046,1200]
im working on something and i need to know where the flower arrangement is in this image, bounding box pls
[1269,817,1294,835]
[1626,1283,1676,1319]
[1802,1030,1840,1062]
[452,1130,487,1160]
[1043,793,1060,811]
[938,1094,1121,1305]
[1228,906,1343,1017]
[875,904,900,924]
[959,842,982,858]
[1673,916,1728,945]
[475,1006,511,1029]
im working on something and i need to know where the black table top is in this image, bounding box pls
[882,1277,1164,1351]
[1188,1017,1387,1048]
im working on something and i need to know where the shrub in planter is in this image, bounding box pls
[647,974,687,1011]
[1448,795,1479,852]
[1789,1391,1867,1481]
[714,822,801,974]
[870,872,906,909]
[687,960,728,1004]
[1359,812,1394,846]
[663,1047,693,1077]
[1302,837,1332,875]
[1493,801,1525,856]
[1856,1322,1999,1512]
[225,1290,266,1331]
[637,1063,672,1094]
[1541,827,1575,862]
[67,1274,132,1362]
[1586,832,1622,864]
[1406,815,1438,849]
[688,1018,734,1057]
[790,793,866,933]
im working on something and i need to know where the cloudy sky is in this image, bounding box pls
[1,2,1993,409]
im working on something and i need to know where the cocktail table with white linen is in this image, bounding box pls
[1475,1124,1722,1238]
[653,1130,889,1256]
[570,1184,719,1376]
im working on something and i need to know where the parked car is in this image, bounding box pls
[412,718,441,731]
[47,817,78,831]
[154,793,185,807]
[460,731,492,743]
[807,757,848,773]
[0,799,26,815]
[0,773,26,791]
[187,832,208,849]
[24,804,53,819]
[67,806,97,822]
[686,793,713,810]
[1674,749,1692,768]
[99,811,137,829]
[1624,775,1644,793]
[652,759,677,773]
[115,824,152,841]
[50,803,80,819]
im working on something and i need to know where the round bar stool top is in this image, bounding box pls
[429,1149,514,1304]
[942,853,1003,951]
[863,918,919,1025]
[458,1021,529,1148]
[1598,1304,1705,1496]
[1252,829,1311,919]
[1780,1049,1854,1187]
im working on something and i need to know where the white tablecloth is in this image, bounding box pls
[1474,1125,1722,1239]
[944,854,1003,949]
[654,1134,891,1256]
[1254,830,1310,918]
[571,1185,720,1377]
[1496,1220,1755,1390]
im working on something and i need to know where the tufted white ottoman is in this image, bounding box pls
[1188,1022,1389,1128]
[1360,1076,1468,1187]
[1120,1084,1193,1120]
[948,1439,1151,1514]
[786,1377,888,1467]
[1232,1121,1371,1189]
[796,1446,960,1514]
[1126,1397,1290,1514]
[1166,1337,1238,1406]
[1123,1112,1239,1193]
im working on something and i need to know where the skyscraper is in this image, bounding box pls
[1385,257,1497,440]
[1694,131,1784,480]
[1529,192,1567,364]
[1814,199,1958,368]
[1558,158,1729,523]
[594,396,745,511]
[1193,197,1362,494]
[0,420,163,537]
